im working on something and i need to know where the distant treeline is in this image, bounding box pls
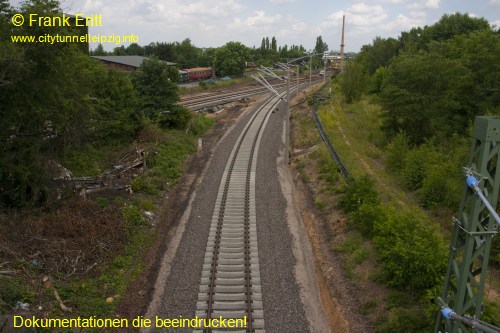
[90,35,330,70]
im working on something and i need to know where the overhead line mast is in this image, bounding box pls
[340,14,345,73]
[435,116,500,333]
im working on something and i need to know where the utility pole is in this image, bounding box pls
[323,57,327,82]
[340,14,345,73]
[309,56,312,87]
[285,65,290,165]
[296,64,299,97]
[258,63,292,165]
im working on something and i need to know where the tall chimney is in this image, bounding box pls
[340,15,345,73]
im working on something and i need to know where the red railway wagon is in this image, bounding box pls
[184,67,213,80]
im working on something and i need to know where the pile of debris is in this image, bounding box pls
[48,149,147,199]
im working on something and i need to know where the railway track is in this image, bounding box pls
[193,91,289,333]
[180,77,319,111]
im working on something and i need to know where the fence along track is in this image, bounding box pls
[310,83,351,180]
[194,93,285,333]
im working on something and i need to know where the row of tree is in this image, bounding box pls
[337,13,500,268]
[91,35,330,76]
[340,13,499,144]
[334,14,500,328]
[0,0,189,208]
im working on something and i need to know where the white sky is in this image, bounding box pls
[10,0,500,52]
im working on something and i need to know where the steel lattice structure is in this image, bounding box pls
[435,116,500,333]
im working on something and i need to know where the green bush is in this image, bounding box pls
[375,308,432,333]
[314,199,326,210]
[350,202,388,238]
[400,148,428,190]
[417,167,454,209]
[131,174,160,195]
[385,132,409,174]
[339,175,380,213]
[360,299,379,316]
[0,277,34,312]
[157,105,192,130]
[335,233,364,253]
[373,211,447,292]
[95,197,109,208]
[122,205,148,227]
[188,114,215,136]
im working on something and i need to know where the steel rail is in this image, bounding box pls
[181,78,319,110]
[195,81,308,332]
[195,93,285,333]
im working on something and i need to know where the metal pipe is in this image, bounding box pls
[441,308,500,333]
[466,175,500,226]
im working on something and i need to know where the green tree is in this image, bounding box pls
[132,57,180,122]
[198,47,216,67]
[312,35,328,68]
[0,0,98,206]
[360,36,399,74]
[398,13,491,53]
[425,13,490,43]
[213,41,249,77]
[379,51,472,143]
[91,67,141,142]
[338,60,367,103]
[271,36,277,53]
[113,45,126,55]
[260,37,266,55]
[176,38,200,68]
[126,42,143,55]
[314,35,328,54]
[147,42,176,63]
[92,43,107,56]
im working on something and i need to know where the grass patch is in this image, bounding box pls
[314,199,326,210]
[295,159,310,183]
[179,77,253,95]
[132,129,198,195]
[62,143,129,177]
[333,232,371,279]
[360,299,378,316]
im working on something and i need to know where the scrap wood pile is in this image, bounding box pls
[49,148,148,197]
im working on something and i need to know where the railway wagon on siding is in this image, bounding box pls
[183,67,213,80]
[179,70,189,82]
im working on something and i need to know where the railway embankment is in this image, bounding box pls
[290,81,500,332]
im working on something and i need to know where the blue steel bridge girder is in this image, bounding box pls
[435,116,500,333]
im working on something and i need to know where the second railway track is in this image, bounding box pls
[180,77,320,111]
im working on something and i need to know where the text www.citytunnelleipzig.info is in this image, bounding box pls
[11,33,139,45]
